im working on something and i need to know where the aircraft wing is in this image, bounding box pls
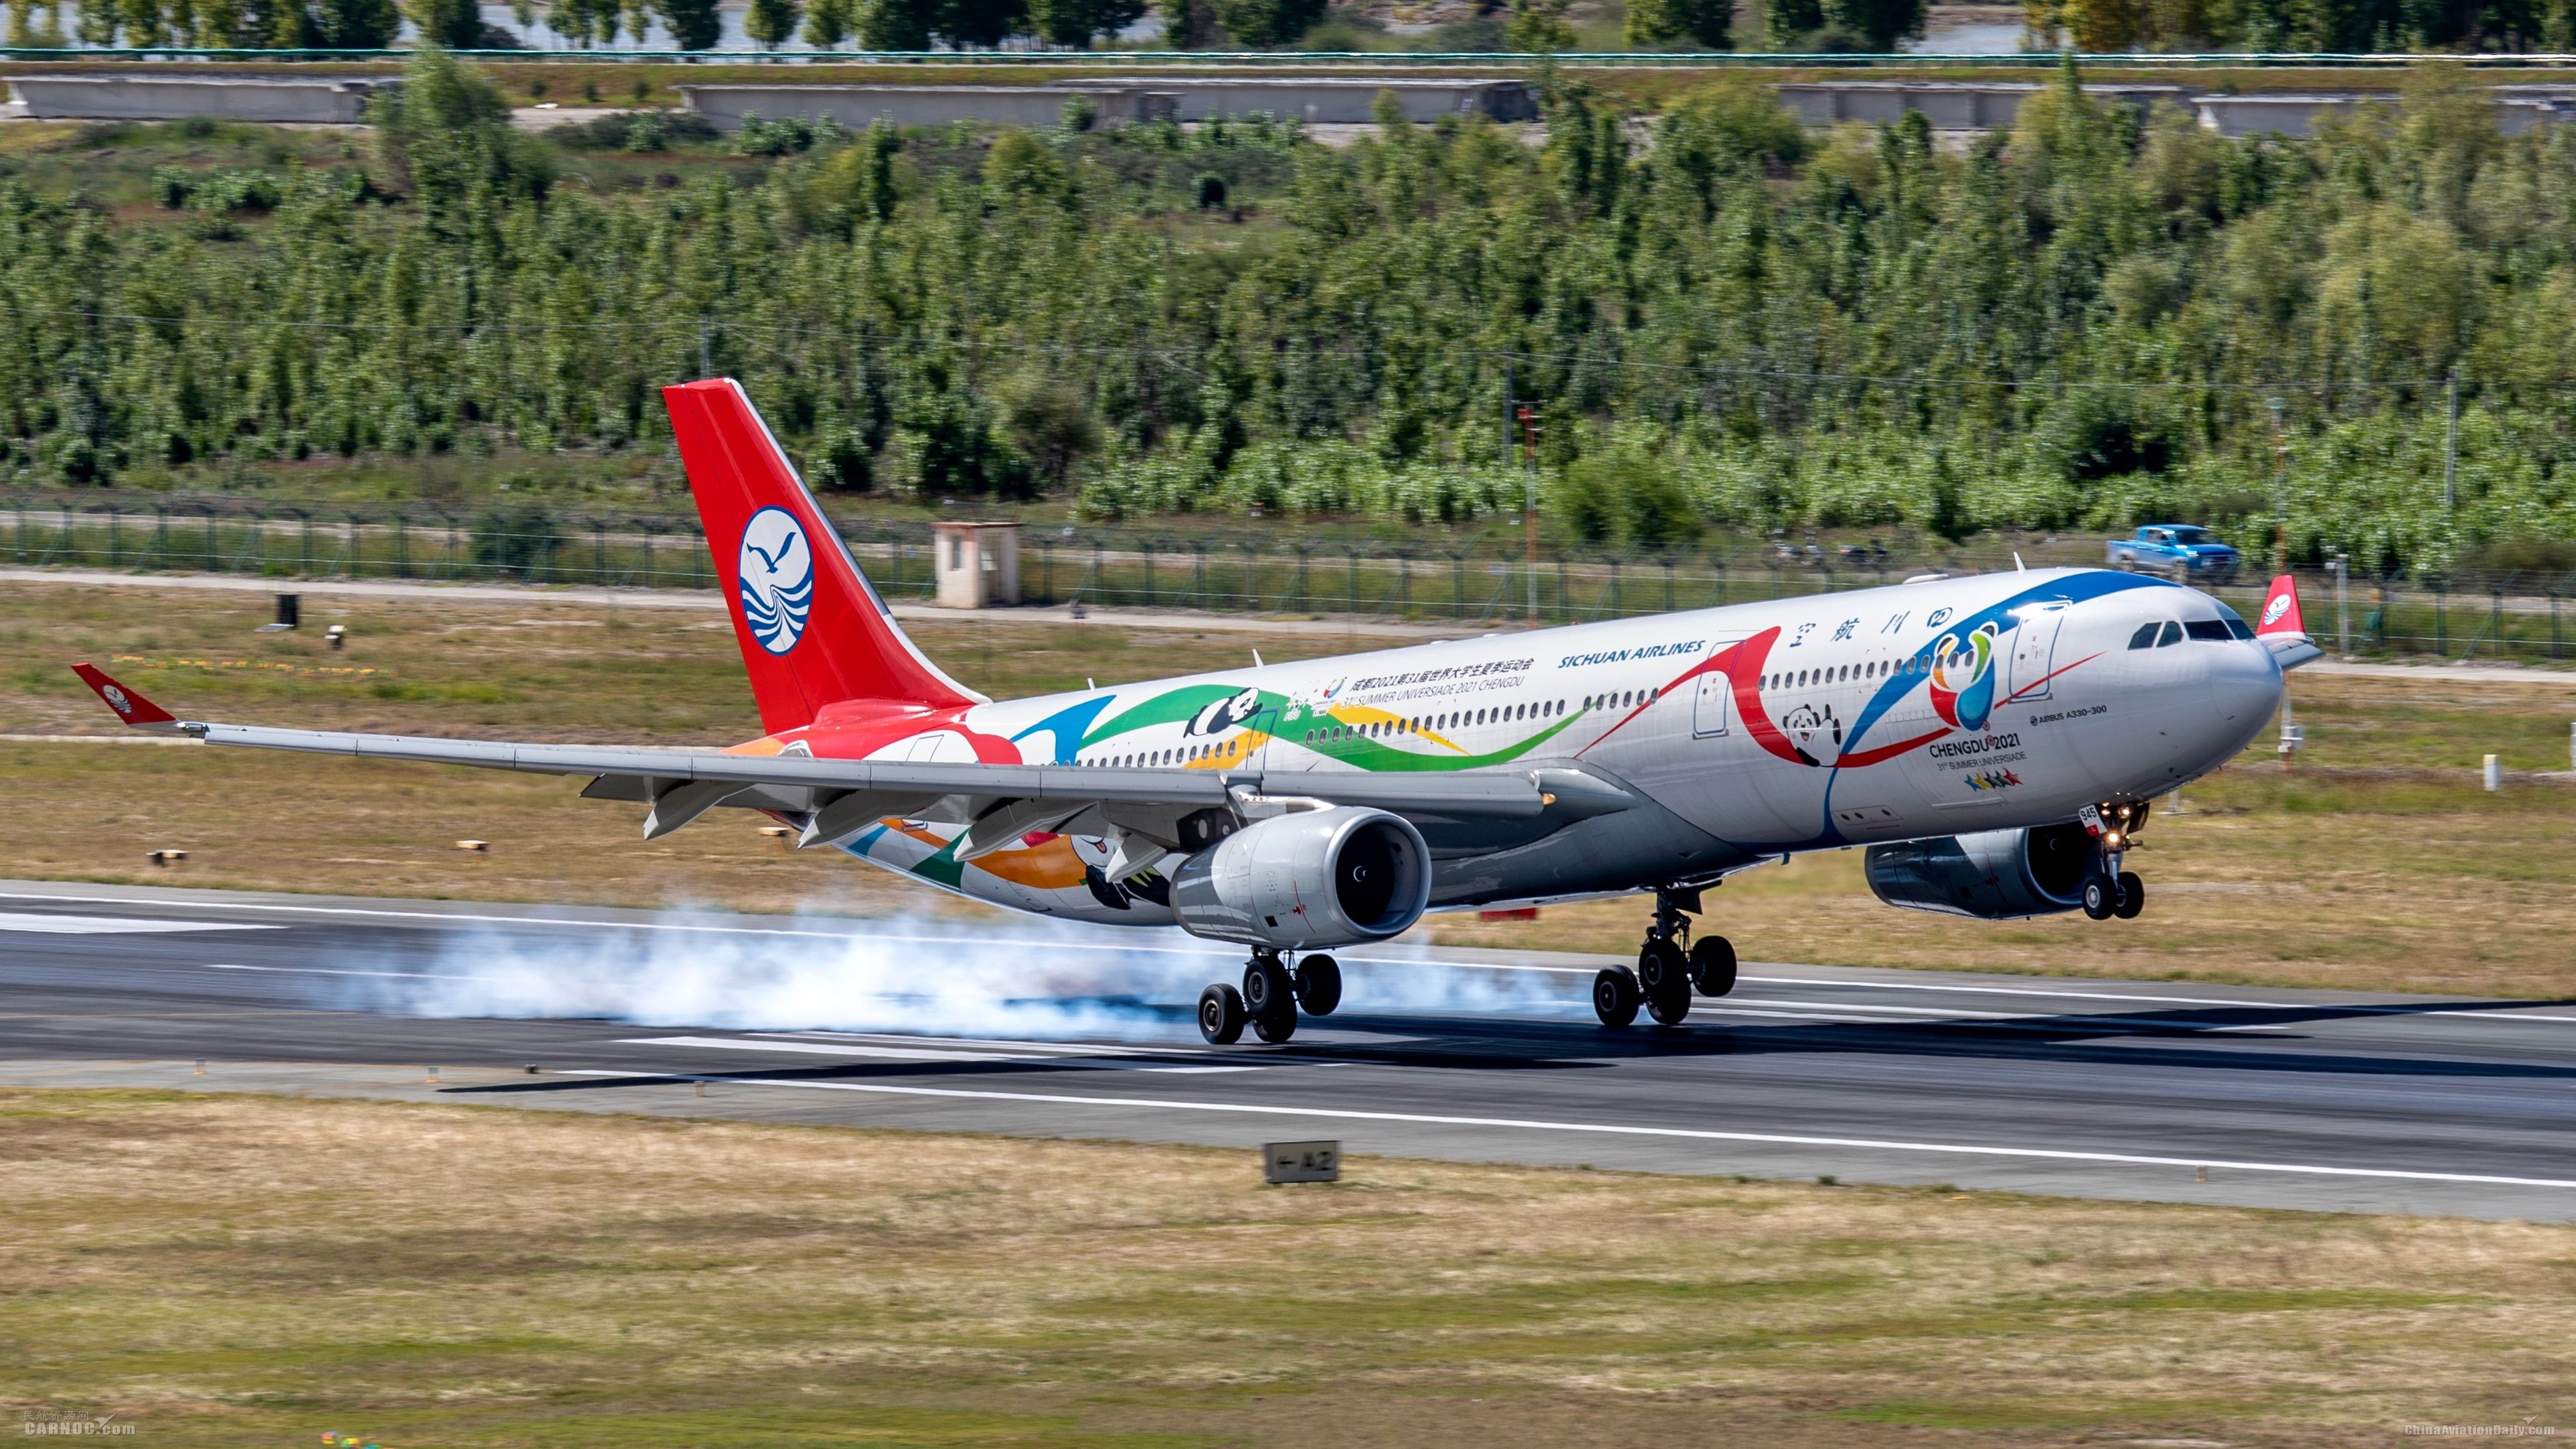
[70,664,1582,850]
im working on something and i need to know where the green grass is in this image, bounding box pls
[3,1090,2572,1446]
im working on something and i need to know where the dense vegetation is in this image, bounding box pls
[4,51,2575,573]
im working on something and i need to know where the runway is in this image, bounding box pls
[4,878,2574,1222]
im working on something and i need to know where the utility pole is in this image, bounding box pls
[2266,396,2289,574]
[2443,366,2460,512]
[1516,401,1542,629]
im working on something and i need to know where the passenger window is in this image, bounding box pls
[2128,623,2161,650]
[2157,621,2183,647]
[2185,619,2231,642]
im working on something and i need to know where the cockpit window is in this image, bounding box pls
[2156,621,2183,647]
[2185,619,2232,642]
[2216,605,2256,639]
[2127,622,2161,651]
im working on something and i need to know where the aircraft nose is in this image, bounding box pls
[2193,642,2286,756]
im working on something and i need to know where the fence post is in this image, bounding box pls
[1450,551,1466,621]
[2434,585,2446,655]
[2553,592,2563,662]
[1663,556,1676,614]
[153,506,167,570]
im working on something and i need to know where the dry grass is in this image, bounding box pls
[7,578,2576,996]
[1,1090,2570,1447]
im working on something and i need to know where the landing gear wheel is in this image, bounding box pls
[1242,956,1294,1019]
[1637,940,1689,1001]
[1592,966,1640,1028]
[1295,954,1342,1016]
[1196,984,1246,1045]
[1250,1001,1298,1044]
[1688,935,1738,997]
[2114,871,2145,920]
[1645,978,1692,1025]
[2082,875,2116,920]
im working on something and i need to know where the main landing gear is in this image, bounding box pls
[1594,886,1737,1029]
[1197,948,1342,1044]
[2079,800,2150,922]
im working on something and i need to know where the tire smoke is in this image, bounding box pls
[340,909,1573,1040]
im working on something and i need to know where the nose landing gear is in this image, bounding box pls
[1196,948,1343,1044]
[2077,802,2151,922]
[1596,886,1735,1029]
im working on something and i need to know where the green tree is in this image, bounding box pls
[801,0,850,45]
[1626,0,1731,47]
[1028,0,1143,44]
[1504,0,1574,49]
[370,45,552,229]
[657,0,719,46]
[402,0,482,45]
[858,0,937,46]
[745,0,801,44]
[1211,0,1322,44]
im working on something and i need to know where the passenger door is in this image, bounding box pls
[2006,599,2069,704]
[1693,635,1748,738]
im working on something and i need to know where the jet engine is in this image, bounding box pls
[1864,823,2093,920]
[1169,806,1431,950]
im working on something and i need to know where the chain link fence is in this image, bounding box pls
[9,495,2573,663]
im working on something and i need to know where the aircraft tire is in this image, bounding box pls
[2082,876,2116,920]
[1592,967,1641,1028]
[1295,954,1342,1016]
[1645,979,1692,1026]
[1242,956,1294,1019]
[1637,939,1688,1000]
[1688,936,1738,997]
[2114,872,2146,919]
[1198,984,1246,1045]
[1250,1001,1299,1044]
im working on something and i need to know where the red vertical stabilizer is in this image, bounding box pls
[2255,574,2307,637]
[663,378,982,735]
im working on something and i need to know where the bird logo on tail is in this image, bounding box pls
[738,506,815,656]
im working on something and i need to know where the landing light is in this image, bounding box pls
[2104,832,2124,850]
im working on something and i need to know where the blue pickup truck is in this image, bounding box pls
[2106,525,2240,584]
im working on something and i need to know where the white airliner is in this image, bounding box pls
[74,380,2323,1044]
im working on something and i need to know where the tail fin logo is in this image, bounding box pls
[738,506,815,656]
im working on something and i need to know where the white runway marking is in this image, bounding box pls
[0,912,275,935]
[552,1070,2576,1191]
[621,1036,1259,1073]
[203,962,480,981]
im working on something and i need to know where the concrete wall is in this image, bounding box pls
[678,84,1175,133]
[1047,76,1539,125]
[6,73,395,123]
[1776,78,2574,139]
[1772,82,2189,131]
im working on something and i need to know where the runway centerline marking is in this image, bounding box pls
[0,911,277,935]
[204,963,482,981]
[548,1070,2576,1191]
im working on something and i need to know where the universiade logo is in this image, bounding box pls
[737,506,815,656]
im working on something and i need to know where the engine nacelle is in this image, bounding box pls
[1169,806,1431,950]
[1864,823,2093,920]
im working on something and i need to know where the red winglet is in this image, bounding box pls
[2255,574,2306,636]
[70,663,179,727]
